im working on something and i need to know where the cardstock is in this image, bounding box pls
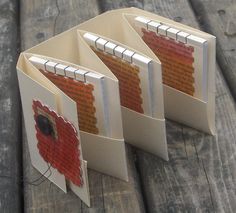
[77,8,215,135]
[16,7,215,207]
[81,31,167,159]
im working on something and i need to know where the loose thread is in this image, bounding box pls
[0,163,52,187]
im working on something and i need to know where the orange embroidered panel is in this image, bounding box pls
[39,69,99,134]
[93,48,144,114]
[142,28,195,96]
[33,100,83,187]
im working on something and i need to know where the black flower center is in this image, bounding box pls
[36,114,54,136]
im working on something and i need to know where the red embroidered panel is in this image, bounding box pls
[142,28,195,96]
[32,100,83,187]
[39,70,99,134]
[93,48,144,114]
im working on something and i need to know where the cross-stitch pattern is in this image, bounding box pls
[142,28,195,96]
[32,100,83,187]
[93,49,144,114]
[40,70,99,134]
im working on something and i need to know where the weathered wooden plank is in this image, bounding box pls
[145,65,236,212]
[99,0,143,12]
[21,0,102,50]
[20,0,58,50]
[137,105,236,213]
[21,0,145,212]
[98,0,212,211]
[190,68,236,212]
[138,0,236,212]
[21,0,236,212]
[80,145,145,213]
[0,0,22,212]
[189,0,236,100]
[100,0,236,212]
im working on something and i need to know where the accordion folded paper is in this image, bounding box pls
[78,7,216,135]
[16,7,215,207]
[17,53,129,206]
[134,16,208,101]
[81,32,166,158]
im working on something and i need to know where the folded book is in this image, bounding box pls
[16,7,215,206]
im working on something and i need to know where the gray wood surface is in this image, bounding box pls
[189,0,236,100]
[0,0,233,212]
[0,0,22,212]
[20,0,145,212]
[101,0,236,212]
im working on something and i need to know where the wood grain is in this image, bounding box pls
[101,0,236,212]
[130,0,235,212]
[189,0,236,100]
[0,0,22,212]
[99,0,143,12]
[19,0,236,212]
[20,0,145,212]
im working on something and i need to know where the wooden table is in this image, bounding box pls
[1,0,236,212]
